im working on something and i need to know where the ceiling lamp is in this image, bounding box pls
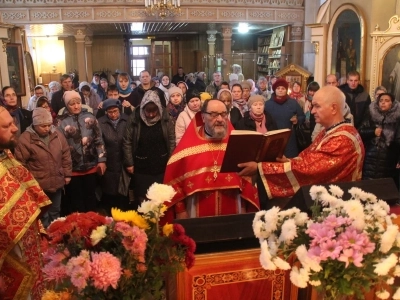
[145,0,181,19]
[238,23,249,34]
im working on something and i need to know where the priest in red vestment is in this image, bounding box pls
[238,86,365,204]
[164,99,259,219]
[0,107,51,300]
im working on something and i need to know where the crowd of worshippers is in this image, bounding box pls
[1,67,400,226]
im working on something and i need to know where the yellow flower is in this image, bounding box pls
[163,223,174,236]
[42,290,62,300]
[160,204,167,215]
[111,208,149,229]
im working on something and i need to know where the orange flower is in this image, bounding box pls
[123,269,133,279]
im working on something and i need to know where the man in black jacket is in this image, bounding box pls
[50,74,86,114]
[339,71,371,129]
[171,67,185,85]
[131,70,166,107]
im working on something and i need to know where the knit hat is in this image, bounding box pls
[102,99,121,111]
[32,107,52,126]
[247,95,265,108]
[200,92,213,102]
[63,91,81,106]
[272,78,289,92]
[186,88,201,102]
[168,86,183,98]
[241,81,251,90]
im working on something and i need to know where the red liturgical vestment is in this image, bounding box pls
[0,150,51,300]
[164,113,259,219]
[259,123,365,199]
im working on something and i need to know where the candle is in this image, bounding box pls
[38,77,43,84]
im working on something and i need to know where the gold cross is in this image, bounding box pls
[205,176,212,184]
[210,165,220,181]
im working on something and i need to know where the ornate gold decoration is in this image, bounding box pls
[2,39,11,52]
[145,0,181,19]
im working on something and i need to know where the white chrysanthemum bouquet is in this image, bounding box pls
[253,185,400,300]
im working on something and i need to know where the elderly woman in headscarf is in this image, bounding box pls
[58,90,106,214]
[48,81,62,102]
[79,81,102,116]
[27,84,47,110]
[122,90,176,208]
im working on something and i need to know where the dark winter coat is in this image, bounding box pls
[264,95,305,158]
[122,106,176,169]
[359,100,400,181]
[235,110,278,132]
[229,106,243,129]
[14,126,72,193]
[339,83,371,129]
[98,113,129,195]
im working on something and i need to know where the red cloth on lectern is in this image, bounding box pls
[0,150,51,300]
[258,123,365,199]
[163,112,259,219]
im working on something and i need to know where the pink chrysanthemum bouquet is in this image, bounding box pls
[253,185,400,300]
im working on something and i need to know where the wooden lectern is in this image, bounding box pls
[168,214,298,300]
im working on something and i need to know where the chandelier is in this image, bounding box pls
[145,0,181,18]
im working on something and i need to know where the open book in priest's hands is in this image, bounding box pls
[220,128,291,173]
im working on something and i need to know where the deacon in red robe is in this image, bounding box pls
[239,86,365,202]
[0,107,51,300]
[164,99,259,219]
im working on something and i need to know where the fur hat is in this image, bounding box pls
[247,95,265,108]
[32,107,52,126]
[63,91,81,106]
[168,86,183,98]
[102,99,121,111]
[272,78,289,92]
[186,88,201,102]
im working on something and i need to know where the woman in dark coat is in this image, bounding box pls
[236,95,278,132]
[264,78,305,158]
[359,93,400,188]
[98,99,129,214]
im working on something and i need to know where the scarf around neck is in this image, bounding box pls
[249,111,267,133]
[274,94,289,105]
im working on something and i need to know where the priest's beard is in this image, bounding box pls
[0,139,17,150]
[206,122,227,139]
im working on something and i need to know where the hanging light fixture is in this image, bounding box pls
[145,0,181,19]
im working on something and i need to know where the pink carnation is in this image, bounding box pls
[90,252,122,291]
